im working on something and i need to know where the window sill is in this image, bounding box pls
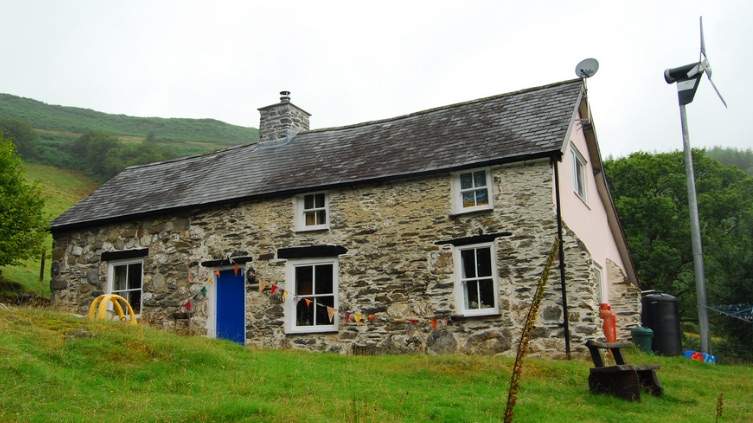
[294,226,330,233]
[285,327,338,335]
[451,311,501,320]
[573,191,590,209]
[449,206,494,218]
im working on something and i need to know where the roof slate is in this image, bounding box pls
[52,79,583,230]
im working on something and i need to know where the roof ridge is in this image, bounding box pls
[302,78,582,134]
[124,142,257,170]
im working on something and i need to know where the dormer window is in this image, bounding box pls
[296,192,329,231]
[452,168,493,214]
[572,147,587,200]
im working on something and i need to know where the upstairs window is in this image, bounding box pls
[452,168,493,214]
[108,259,143,314]
[285,259,338,333]
[572,147,587,200]
[296,192,328,231]
[453,243,499,316]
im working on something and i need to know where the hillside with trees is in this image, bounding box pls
[0,92,259,180]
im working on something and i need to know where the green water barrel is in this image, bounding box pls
[630,326,654,353]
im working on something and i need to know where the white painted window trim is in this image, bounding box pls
[206,263,247,340]
[106,257,144,318]
[571,146,588,202]
[450,167,494,215]
[294,192,330,232]
[452,242,500,317]
[284,257,339,334]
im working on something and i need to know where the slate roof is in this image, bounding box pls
[52,79,583,230]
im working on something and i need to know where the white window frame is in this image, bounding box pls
[452,242,500,317]
[294,192,330,232]
[594,263,608,304]
[284,258,339,334]
[106,258,144,318]
[451,167,494,214]
[571,146,588,201]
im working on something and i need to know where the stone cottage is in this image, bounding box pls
[50,80,641,355]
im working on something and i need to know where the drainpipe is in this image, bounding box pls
[552,156,572,359]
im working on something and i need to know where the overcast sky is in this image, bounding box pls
[0,0,751,157]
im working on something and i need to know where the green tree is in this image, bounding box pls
[0,118,38,159]
[605,150,753,359]
[0,135,46,268]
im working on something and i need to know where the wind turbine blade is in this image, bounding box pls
[706,75,728,108]
[700,16,707,59]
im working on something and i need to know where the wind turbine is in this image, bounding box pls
[663,17,727,354]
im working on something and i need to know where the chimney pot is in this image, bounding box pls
[280,91,291,102]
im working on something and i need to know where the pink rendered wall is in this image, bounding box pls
[554,123,625,303]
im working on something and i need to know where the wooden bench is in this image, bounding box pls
[585,340,663,401]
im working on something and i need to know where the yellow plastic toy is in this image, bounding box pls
[87,294,138,325]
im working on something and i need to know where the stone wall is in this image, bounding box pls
[607,258,642,341]
[52,159,615,355]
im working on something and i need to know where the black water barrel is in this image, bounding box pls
[641,293,682,356]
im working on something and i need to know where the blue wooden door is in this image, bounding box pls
[216,269,245,344]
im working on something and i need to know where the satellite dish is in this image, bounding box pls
[575,58,599,78]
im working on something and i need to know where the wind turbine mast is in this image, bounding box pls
[663,17,727,354]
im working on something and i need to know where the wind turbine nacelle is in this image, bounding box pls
[664,62,700,83]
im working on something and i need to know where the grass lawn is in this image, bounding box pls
[0,163,97,297]
[0,307,751,422]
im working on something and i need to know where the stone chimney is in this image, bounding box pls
[258,91,311,143]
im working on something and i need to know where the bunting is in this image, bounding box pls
[304,298,313,307]
[327,306,337,323]
[233,263,241,276]
[258,279,267,293]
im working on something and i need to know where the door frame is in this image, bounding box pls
[207,264,247,343]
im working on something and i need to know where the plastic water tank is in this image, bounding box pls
[641,293,682,356]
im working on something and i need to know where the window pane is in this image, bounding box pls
[315,295,335,325]
[113,265,127,291]
[304,194,314,210]
[478,279,495,309]
[305,211,316,226]
[295,266,313,295]
[128,290,142,314]
[315,264,333,294]
[461,249,476,278]
[315,193,325,208]
[462,191,475,208]
[476,247,492,277]
[474,170,486,187]
[464,281,479,310]
[460,173,473,189]
[296,298,314,326]
[475,188,489,205]
[316,210,327,225]
[127,263,142,289]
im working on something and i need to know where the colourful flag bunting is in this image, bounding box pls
[367,314,376,321]
[233,263,240,276]
[431,319,438,330]
[187,265,193,283]
[270,284,278,295]
[258,279,267,293]
[281,290,288,302]
[354,311,363,324]
[327,306,337,323]
[304,298,312,307]
[213,269,220,278]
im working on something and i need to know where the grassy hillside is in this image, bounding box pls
[0,163,97,297]
[1,307,751,422]
[0,92,258,145]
